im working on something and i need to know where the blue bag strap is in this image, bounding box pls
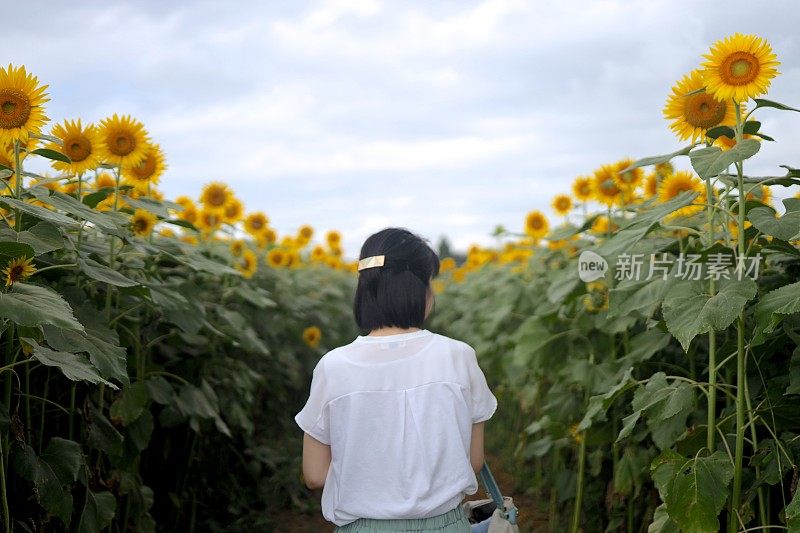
[479,463,519,525]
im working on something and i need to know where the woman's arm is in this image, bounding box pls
[470,422,485,474]
[302,432,332,490]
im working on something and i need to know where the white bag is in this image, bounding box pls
[462,496,520,533]
[461,463,520,533]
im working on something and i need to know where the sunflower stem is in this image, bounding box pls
[729,99,748,533]
[703,175,718,452]
[13,141,21,232]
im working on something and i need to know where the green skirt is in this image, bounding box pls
[333,505,471,532]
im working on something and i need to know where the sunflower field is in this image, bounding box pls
[1,32,800,533]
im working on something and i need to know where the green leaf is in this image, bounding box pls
[42,305,129,386]
[786,484,800,531]
[77,490,117,533]
[689,139,761,180]
[145,377,175,405]
[110,382,149,426]
[0,222,64,255]
[22,338,116,388]
[753,280,800,339]
[753,98,800,113]
[546,266,580,305]
[87,404,124,457]
[30,148,71,163]
[621,144,697,172]
[162,218,198,231]
[0,283,84,330]
[29,188,128,237]
[652,451,734,533]
[648,504,680,533]
[0,196,80,227]
[81,188,112,209]
[742,121,762,135]
[41,437,82,485]
[788,347,800,396]
[614,447,649,496]
[578,367,636,431]
[77,255,139,287]
[121,195,169,218]
[663,277,758,352]
[748,205,800,241]
[127,410,154,451]
[705,125,735,140]
[0,242,35,267]
[11,443,74,526]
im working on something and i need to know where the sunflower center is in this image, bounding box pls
[209,191,226,207]
[721,52,760,85]
[132,153,156,180]
[64,135,92,162]
[134,218,148,232]
[109,131,136,157]
[9,265,23,281]
[0,89,32,130]
[683,93,727,129]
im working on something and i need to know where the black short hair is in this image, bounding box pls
[353,227,440,332]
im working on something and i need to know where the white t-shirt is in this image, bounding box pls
[294,328,498,527]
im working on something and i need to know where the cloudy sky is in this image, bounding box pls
[7,0,800,258]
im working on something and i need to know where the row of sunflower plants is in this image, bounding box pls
[431,33,800,532]
[0,63,360,531]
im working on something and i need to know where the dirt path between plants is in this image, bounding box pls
[274,450,547,532]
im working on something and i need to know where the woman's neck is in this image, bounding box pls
[366,326,422,337]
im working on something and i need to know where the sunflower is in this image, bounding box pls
[230,239,246,257]
[0,65,49,146]
[122,143,166,193]
[256,227,277,248]
[159,227,176,238]
[329,243,343,257]
[235,249,258,279]
[302,326,322,348]
[701,33,780,102]
[2,255,36,287]
[298,224,314,241]
[643,172,658,198]
[222,197,244,225]
[179,203,199,226]
[266,248,287,268]
[285,249,302,268]
[714,131,759,151]
[199,181,232,214]
[131,208,157,237]
[524,210,549,239]
[326,230,341,247]
[572,176,593,202]
[94,172,116,190]
[592,164,624,207]
[244,211,269,236]
[310,245,326,262]
[590,215,618,235]
[196,208,223,235]
[582,281,609,312]
[551,194,573,216]
[658,170,707,220]
[98,114,149,167]
[45,119,102,175]
[613,158,643,190]
[663,70,739,142]
[440,257,456,273]
[745,184,772,208]
[655,162,674,179]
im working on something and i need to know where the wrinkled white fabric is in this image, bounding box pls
[294,329,498,527]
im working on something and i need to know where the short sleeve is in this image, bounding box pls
[465,346,498,423]
[294,358,331,445]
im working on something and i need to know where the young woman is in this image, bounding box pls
[295,227,497,532]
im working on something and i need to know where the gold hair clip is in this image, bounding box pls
[357,254,385,271]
